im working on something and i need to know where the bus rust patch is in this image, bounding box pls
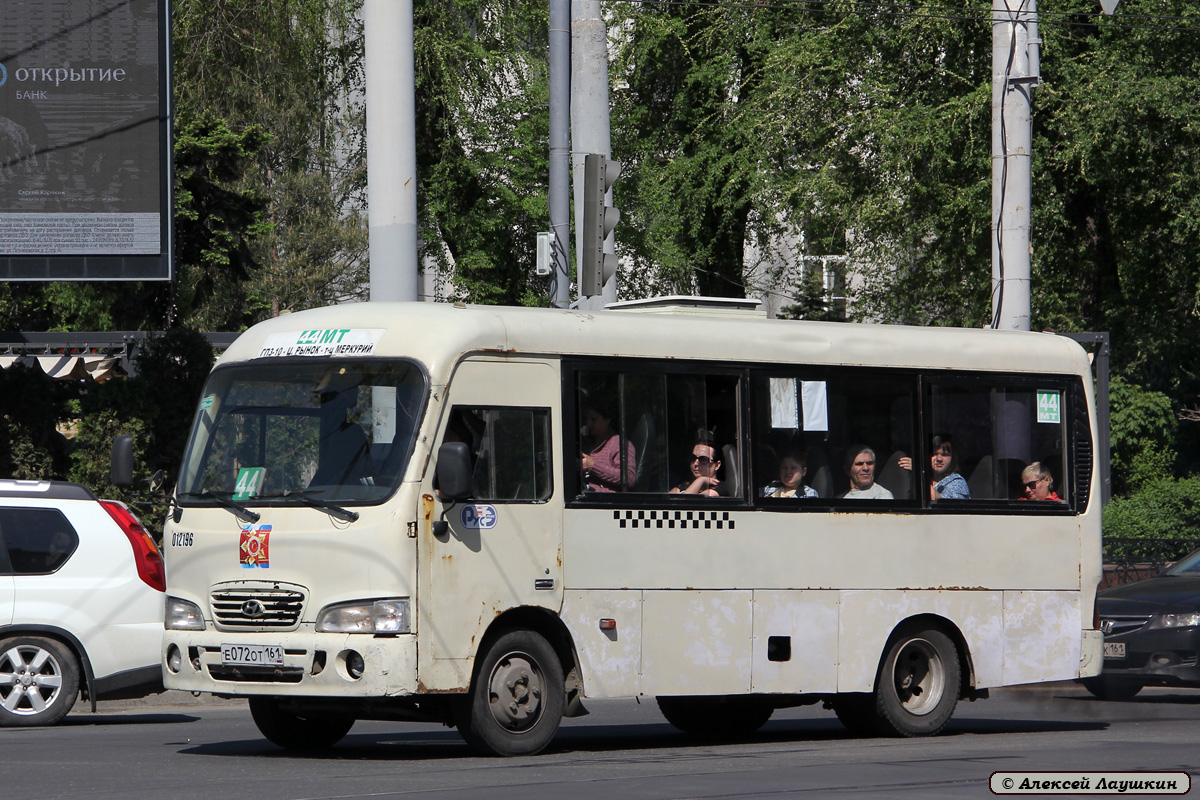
[415,681,468,694]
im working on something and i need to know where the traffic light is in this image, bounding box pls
[580,153,622,297]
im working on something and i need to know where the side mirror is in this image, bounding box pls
[149,469,165,494]
[435,441,472,500]
[111,434,134,488]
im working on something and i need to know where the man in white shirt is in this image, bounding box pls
[841,445,893,500]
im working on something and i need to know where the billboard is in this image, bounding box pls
[0,0,171,280]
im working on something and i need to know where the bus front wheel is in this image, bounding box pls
[455,629,565,757]
[874,626,960,737]
[248,696,355,751]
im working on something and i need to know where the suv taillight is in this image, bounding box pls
[100,500,167,592]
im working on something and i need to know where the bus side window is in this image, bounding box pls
[929,381,1072,505]
[445,407,552,502]
[574,368,741,498]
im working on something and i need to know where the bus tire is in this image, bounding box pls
[248,696,355,751]
[0,636,79,727]
[455,629,564,757]
[874,626,960,737]
[656,696,773,738]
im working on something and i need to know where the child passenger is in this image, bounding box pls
[760,449,818,499]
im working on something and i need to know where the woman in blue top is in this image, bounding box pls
[899,435,970,500]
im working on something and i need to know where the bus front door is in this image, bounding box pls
[417,358,562,691]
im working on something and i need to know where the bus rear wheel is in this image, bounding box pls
[455,629,565,757]
[874,626,960,737]
[248,696,355,751]
[656,696,774,738]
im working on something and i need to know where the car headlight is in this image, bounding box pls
[316,599,410,634]
[1150,612,1200,629]
[165,597,206,631]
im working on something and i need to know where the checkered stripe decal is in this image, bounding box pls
[612,509,735,530]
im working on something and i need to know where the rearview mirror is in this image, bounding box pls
[110,434,134,488]
[435,442,472,500]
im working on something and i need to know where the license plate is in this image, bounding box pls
[1103,642,1126,659]
[221,643,284,666]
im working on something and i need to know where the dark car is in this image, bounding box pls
[1085,547,1200,700]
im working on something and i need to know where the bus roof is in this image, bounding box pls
[216,301,1092,378]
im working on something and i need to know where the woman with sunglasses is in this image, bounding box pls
[1020,462,1061,501]
[670,439,722,496]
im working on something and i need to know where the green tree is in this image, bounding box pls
[779,265,845,322]
[172,115,272,330]
[1108,375,1177,495]
[0,364,72,480]
[69,329,215,504]
[173,0,368,320]
[1103,476,1200,542]
[415,0,551,305]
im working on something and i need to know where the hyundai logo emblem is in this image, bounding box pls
[1100,619,1114,635]
[242,599,265,618]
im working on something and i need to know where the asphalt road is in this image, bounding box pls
[7,683,1200,800]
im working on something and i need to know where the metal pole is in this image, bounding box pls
[991,0,1036,331]
[549,0,571,309]
[571,1,615,309]
[364,0,419,302]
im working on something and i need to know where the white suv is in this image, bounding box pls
[0,479,165,726]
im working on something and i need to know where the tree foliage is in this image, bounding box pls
[1103,476,1200,541]
[0,365,72,480]
[415,0,551,305]
[172,0,368,320]
[68,329,215,511]
[1108,375,1177,495]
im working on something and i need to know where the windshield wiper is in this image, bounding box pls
[261,490,360,523]
[178,490,261,524]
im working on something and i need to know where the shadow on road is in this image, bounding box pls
[61,712,202,727]
[174,713,1107,762]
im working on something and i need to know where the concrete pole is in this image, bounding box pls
[990,0,1036,331]
[364,0,419,302]
[571,1,615,308]
[549,0,571,309]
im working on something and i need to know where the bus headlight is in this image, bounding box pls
[165,597,206,631]
[316,599,410,634]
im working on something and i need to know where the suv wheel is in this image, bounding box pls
[0,636,80,726]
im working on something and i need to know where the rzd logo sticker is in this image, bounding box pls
[240,525,272,568]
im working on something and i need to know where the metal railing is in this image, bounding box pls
[1101,537,1200,589]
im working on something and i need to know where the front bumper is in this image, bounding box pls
[163,629,418,697]
[1098,627,1200,686]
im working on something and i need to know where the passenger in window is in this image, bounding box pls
[898,435,970,500]
[1020,462,1062,501]
[840,445,893,500]
[580,403,636,492]
[761,449,818,499]
[671,439,722,496]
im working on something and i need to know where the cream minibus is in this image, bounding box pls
[161,301,1103,755]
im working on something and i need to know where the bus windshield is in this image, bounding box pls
[177,360,426,505]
